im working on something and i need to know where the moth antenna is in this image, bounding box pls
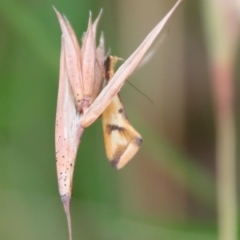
[63,201,73,240]
[126,80,153,103]
[117,57,124,62]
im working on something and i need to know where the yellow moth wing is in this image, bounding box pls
[102,92,142,169]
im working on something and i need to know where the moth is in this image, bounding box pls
[102,56,142,169]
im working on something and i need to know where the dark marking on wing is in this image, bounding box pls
[110,146,126,169]
[118,108,124,113]
[117,107,128,119]
[134,137,142,146]
[106,124,126,134]
[110,158,120,169]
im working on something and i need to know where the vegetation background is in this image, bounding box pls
[0,0,239,239]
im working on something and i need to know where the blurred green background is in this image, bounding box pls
[0,0,239,239]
